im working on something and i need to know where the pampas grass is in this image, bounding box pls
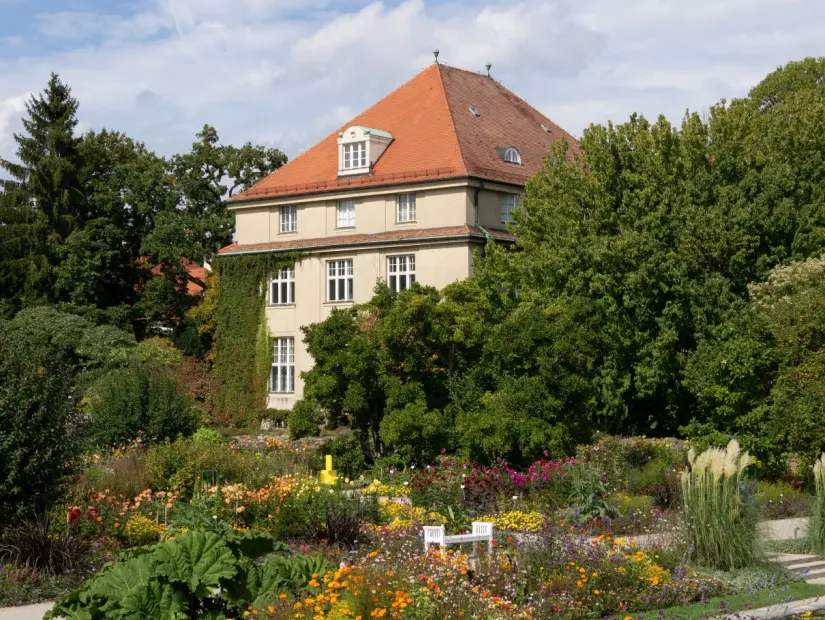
[809,453,825,555]
[681,440,760,569]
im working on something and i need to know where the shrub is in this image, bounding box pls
[681,440,760,569]
[0,313,84,519]
[567,461,614,521]
[192,427,225,444]
[606,492,655,516]
[757,480,808,519]
[144,437,268,496]
[89,366,200,447]
[73,448,151,500]
[313,433,368,478]
[810,453,825,555]
[122,513,164,547]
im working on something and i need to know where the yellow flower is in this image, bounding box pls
[594,589,600,595]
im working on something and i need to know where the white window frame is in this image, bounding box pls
[270,337,295,393]
[342,142,367,170]
[280,205,297,233]
[337,200,355,228]
[269,268,295,305]
[327,259,353,302]
[396,193,416,223]
[500,193,521,225]
[503,147,521,165]
[387,255,415,292]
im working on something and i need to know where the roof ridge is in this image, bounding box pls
[435,64,469,177]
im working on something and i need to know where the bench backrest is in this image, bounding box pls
[472,521,493,538]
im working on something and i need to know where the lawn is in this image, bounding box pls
[650,582,825,619]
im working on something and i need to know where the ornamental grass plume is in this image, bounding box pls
[808,453,825,555]
[681,440,759,570]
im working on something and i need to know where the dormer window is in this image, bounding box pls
[343,142,367,170]
[498,147,521,165]
[338,126,393,176]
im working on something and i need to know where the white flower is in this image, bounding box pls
[403,481,409,486]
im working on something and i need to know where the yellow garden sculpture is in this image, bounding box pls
[319,454,337,485]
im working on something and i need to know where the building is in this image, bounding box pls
[219,63,576,410]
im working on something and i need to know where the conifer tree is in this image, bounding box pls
[0,73,84,315]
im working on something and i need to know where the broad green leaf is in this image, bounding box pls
[120,580,188,620]
[153,530,237,593]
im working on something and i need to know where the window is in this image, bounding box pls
[500,193,521,224]
[280,205,297,233]
[342,142,367,170]
[337,200,355,228]
[396,194,416,223]
[327,259,353,302]
[388,255,415,292]
[270,337,294,393]
[503,147,521,165]
[269,268,295,305]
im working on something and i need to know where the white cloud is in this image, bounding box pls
[0,94,28,159]
[0,0,823,164]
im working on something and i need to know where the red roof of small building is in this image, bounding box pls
[149,258,208,296]
[217,225,514,255]
[232,64,577,202]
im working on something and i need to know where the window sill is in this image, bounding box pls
[278,230,298,236]
[267,303,296,308]
[269,392,295,395]
[335,226,356,230]
[324,300,354,306]
[395,220,417,225]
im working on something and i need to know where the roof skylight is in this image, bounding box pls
[469,107,480,117]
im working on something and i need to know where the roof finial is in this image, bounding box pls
[433,49,440,64]
[485,63,492,77]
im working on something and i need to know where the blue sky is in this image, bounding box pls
[1,0,824,162]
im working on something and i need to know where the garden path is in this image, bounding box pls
[0,601,53,620]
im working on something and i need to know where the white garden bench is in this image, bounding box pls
[423,522,494,555]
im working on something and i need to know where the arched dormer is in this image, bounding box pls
[496,146,522,165]
[337,126,393,176]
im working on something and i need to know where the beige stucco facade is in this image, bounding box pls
[229,179,522,410]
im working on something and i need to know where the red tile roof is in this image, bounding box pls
[232,64,577,202]
[217,225,513,255]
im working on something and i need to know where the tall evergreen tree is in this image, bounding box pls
[0,73,84,315]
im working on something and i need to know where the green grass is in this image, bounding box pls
[646,582,825,619]
[765,537,811,554]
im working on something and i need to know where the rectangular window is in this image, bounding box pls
[500,193,521,224]
[327,259,353,302]
[337,200,355,228]
[396,193,416,223]
[270,337,294,393]
[280,205,297,233]
[342,142,367,170]
[388,255,415,292]
[269,267,295,305]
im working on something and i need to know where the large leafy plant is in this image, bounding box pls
[47,530,332,619]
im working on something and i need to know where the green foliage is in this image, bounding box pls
[47,530,327,619]
[294,280,488,460]
[810,454,825,555]
[0,310,88,518]
[0,74,84,315]
[681,441,760,570]
[88,365,200,447]
[314,434,368,478]
[213,252,299,426]
[275,488,379,546]
[144,437,269,495]
[192,428,226,445]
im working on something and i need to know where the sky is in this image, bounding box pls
[0,0,823,162]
